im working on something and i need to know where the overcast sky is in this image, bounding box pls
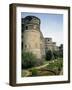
[21,12,63,46]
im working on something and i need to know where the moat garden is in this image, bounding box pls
[21,49,63,77]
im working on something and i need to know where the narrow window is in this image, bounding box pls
[48,39,50,41]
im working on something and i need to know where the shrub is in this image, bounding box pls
[22,52,37,69]
[47,59,63,74]
[31,68,38,76]
[53,51,59,59]
[53,50,63,59]
[58,50,63,58]
[45,50,53,61]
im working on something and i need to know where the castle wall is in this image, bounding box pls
[23,29,41,59]
[40,31,45,58]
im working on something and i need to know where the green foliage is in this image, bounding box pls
[45,50,53,61]
[31,68,38,76]
[22,52,37,69]
[53,50,63,59]
[58,50,63,58]
[59,44,63,58]
[53,51,59,59]
[59,44,63,50]
[47,59,63,74]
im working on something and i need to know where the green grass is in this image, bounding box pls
[21,58,63,77]
[46,58,63,75]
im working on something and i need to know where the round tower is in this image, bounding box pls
[22,16,41,59]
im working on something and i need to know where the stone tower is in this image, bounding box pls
[45,38,53,52]
[52,42,56,51]
[22,16,42,59]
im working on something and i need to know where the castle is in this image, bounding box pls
[21,16,60,59]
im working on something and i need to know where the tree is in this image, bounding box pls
[58,50,63,58]
[59,44,63,58]
[45,50,53,60]
[22,52,37,69]
[53,51,59,59]
[59,44,63,50]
